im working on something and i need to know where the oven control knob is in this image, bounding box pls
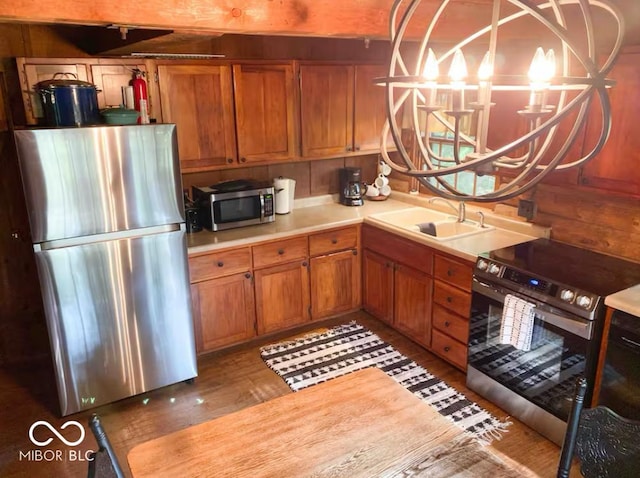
[488,263,500,275]
[560,289,575,302]
[576,295,593,309]
[477,259,489,271]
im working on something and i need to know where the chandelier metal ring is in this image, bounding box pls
[379,0,625,202]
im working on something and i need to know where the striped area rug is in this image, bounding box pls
[260,322,510,445]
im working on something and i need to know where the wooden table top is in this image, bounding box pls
[127,368,526,477]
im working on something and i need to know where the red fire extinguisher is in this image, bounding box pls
[131,69,150,124]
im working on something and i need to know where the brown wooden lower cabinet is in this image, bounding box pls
[394,263,433,349]
[310,249,360,319]
[362,249,394,324]
[362,224,473,370]
[254,259,311,335]
[190,272,256,353]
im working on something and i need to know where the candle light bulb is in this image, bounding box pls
[528,47,547,86]
[448,49,468,84]
[422,48,439,82]
[478,51,493,82]
[544,49,556,81]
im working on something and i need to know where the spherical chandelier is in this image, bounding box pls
[379,0,625,202]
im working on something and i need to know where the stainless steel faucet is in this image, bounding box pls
[428,197,466,222]
[476,211,486,228]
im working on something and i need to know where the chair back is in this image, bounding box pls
[557,377,640,478]
[87,414,125,478]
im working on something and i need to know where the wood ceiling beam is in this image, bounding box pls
[0,0,495,41]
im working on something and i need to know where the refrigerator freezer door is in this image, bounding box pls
[14,124,184,243]
[34,229,197,416]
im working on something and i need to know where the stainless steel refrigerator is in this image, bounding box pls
[14,124,197,416]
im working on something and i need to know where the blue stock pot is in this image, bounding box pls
[35,73,101,127]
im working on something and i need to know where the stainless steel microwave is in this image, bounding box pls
[192,180,275,231]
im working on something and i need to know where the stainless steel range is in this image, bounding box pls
[466,239,640,445]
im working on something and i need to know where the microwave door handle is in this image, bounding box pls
[259,193,265,220]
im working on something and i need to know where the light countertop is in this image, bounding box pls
[187,193,549,263]
[605,285,640,317]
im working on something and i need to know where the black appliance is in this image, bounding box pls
[466,238,640,446]
[598,309,640,419]
[339,167,364,206]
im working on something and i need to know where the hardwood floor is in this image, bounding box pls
[0,312,563,477]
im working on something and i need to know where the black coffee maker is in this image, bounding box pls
[339,167,364,206]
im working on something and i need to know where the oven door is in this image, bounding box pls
[468,277,598,422]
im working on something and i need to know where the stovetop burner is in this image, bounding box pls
[476,239,640,320]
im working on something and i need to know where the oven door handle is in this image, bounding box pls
[472,279,594,340]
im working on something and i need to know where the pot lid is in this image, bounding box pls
[36,73,97,89]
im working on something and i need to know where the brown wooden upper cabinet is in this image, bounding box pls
[233,63,297,164]
[579,48,640,197]
[16,58,89,125]
[300,63,389,158]
[354,64,390,153]
[156,63,237,173]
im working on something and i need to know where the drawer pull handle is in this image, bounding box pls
[245,273,251,279]
[444,346,451,352]
[444,321,450,327]
[278,249,285,255]
[217,261,224,267]
[447,269,454,277]
[331,238,338,244]
[446,296,452,303]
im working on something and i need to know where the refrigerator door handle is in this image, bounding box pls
[35,224,181,251]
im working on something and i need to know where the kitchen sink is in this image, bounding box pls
[368,207,494,241]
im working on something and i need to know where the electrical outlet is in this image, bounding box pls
[517,199,537,220]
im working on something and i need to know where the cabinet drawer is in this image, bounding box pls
[431,329,467,370]
[362,224,433,274]
[432,304,469,344]
[189,247,251,283]
[433,280,471,317]
[253,236,308,269]
[434,255,472,291]
[309,226,358,257]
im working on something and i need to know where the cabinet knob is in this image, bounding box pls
[352,249,358,256]
[346,145,352,152]
[446,296,453,303]
[386,262,392,268]
[240,157,247,163]
[226,158,234,164]
[331,238,338,244]
[302,261,308,267]
[245,272,251,279]
[217,261,224,267]
[277,249,285,255]
[444,346,451,353]
[444,321,450,327]
[447,269,454,277]
[355,145,360,151]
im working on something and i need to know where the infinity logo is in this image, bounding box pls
[28,420,85,447]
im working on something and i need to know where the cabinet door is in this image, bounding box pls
[190,272,256,353]
[300,64,354,157]
[394,264,433,348]
[157,64,237,172]
[580,50,640,196]
[18,59,89,125]
[310,249,360,319]
[354,64,388,153]
[90,63,147,110]
[362,249,394,325]
[254,261,310,335]
[233,63,297,164]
